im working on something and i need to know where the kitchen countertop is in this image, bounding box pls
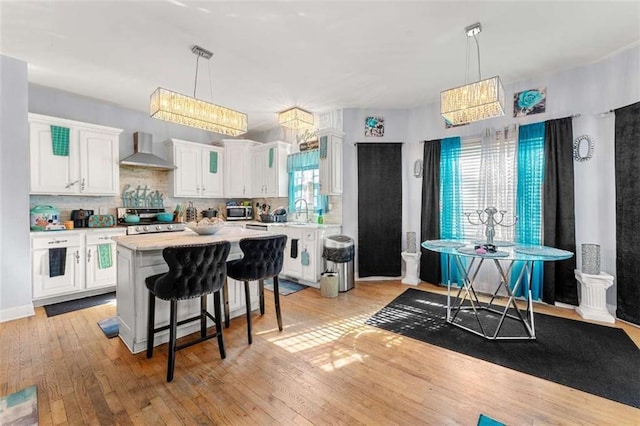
[112,225,274,251]
[30,227,126,235]
[243,220,341,229]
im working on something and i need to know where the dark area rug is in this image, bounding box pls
[366,288,640,409]
[44,292,116,317]
[264,278,307,295]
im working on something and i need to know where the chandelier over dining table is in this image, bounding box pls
[441,23,505,126]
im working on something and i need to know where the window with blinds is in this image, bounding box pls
[291,168,321,212]
[458,132,518,242]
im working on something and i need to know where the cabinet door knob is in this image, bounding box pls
[80,178,86,191]
[75,250,80,264]
[87,249,92,262]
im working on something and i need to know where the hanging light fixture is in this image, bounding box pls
[278,107,314,129]
[441,23,505,126]
[150,45,247,136]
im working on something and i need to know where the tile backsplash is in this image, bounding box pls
[30,167,342,225]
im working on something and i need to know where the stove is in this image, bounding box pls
[117,208,186,235]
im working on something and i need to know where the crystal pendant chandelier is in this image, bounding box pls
[278,107,314,129]
[150,46,247,136]
[441,23,505,126]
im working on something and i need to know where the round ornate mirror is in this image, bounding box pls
[573,135,594,162]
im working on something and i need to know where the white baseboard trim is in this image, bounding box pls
[356,275,402,281]
[0,303,35,323]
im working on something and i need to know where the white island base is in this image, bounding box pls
[114,226,271,354]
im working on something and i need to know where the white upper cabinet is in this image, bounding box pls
[318,129,344,195]
[251,141,290,198]
[29,114,121,196]
[167,139,224,198]
[222,139,257,198]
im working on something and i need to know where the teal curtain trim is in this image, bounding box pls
[287,150,319,172]
[511,122,545,299]
[50,125,70,156]
[440,136,463,284]
[209,151,218,173]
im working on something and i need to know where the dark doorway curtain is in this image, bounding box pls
[615,102,640,325]
[543,117,578,305]
[420,140,441,284]
[357,143,402,277]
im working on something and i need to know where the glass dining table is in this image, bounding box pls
[422,240,573,340]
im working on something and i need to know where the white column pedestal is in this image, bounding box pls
[574,270,615,324]
[401,251,421,286]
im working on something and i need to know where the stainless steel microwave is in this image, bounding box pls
[226,205,253,221]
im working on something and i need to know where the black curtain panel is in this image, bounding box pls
[357,143,403,277]
[420,140,441,284]
[615,102,640,325]
[543,117,578,305]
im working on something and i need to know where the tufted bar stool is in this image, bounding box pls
[145,241,230,382]
[226,235,287,344]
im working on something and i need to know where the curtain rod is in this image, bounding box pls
[353,142,404,146]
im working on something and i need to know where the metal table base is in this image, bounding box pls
[445,254,537,340]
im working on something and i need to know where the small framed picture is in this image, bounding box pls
[365,116,384,137]
[514,88,546,117]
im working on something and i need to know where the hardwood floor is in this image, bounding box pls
[1,281,638,425]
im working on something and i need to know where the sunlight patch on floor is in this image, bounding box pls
[263,312,383,371]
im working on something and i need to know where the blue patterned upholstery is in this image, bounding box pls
[227,235,287,281]
[146,242,231,301]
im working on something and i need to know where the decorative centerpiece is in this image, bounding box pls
[465,207,517,245]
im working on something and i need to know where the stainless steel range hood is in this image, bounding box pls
[120,132,176,170]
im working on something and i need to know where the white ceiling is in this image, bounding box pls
[1,1,639,133]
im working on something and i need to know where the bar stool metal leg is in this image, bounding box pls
[259,279,265,315]
[223,278,230,329]
[244,280,253,344]
[147,291,156,358]
[213,291,226,359]
[167,299,178,382]
[273,276,283,331]
[200,295,207,338]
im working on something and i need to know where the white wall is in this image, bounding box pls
[343,45,640,306]
[0,55,32,321]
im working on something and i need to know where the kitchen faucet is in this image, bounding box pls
[294,198,309,223]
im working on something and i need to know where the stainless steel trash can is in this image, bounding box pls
[323,235,355,292]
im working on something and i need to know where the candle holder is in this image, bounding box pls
[465,207,517,245]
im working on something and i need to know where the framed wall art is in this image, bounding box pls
[365,116,384,137]
[514,87,546,117]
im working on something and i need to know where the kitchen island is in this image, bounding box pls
[113,225,274,354]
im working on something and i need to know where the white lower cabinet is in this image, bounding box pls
[283,227,304,278]
[31,229,125,304]
[281,225,341,286]
[32,233,84,299]
[85,232,120,289]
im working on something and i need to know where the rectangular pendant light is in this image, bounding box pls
[278,107,314,129]
[440,76,505,126]
[150,87,248,136]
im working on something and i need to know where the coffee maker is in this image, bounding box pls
[71,209,94,228]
